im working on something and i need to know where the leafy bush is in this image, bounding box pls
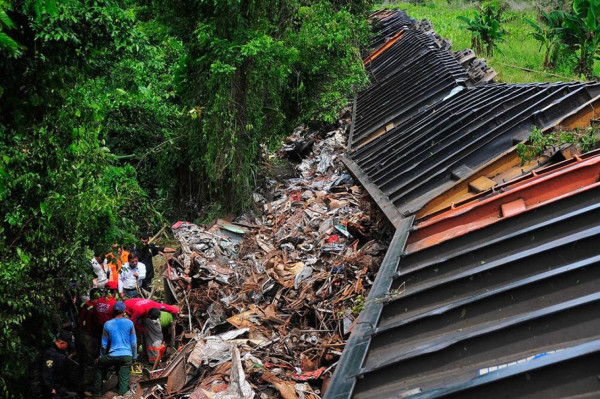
[0,1,19,57]
[0,0,370,394]
[0,1,168,394]
[458,1,508,56]
[524,10,564,69]
[526,0,600,78]
[517,125,598,164]
[555,0,600,79]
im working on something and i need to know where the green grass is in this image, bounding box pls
[374,0,592,83]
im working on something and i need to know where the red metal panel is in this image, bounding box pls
[406,154,600,253]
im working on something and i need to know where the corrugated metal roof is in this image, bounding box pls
[327,9,600,399]
[350,82,600,215]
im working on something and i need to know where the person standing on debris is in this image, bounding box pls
[118,253,145,299]
[143,308,166,364]
[135,233,175,291]
[104,244,129,285]
[92,282,117,338]
[77,289,100,393]
[92,302,136,397]
[123,298,179,335]
[90,250,108,289]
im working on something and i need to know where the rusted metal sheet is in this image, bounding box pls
[406,153,600,252]
[417,94,600,217]
[166,355,187,394]
[134,376,168,399]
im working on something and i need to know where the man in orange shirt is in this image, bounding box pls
[104,244,130,284]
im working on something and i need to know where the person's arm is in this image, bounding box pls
[151,244,175,256]
[137,263,146,281]
[130,323,137,360]
[161,304,180,315]
[100,325,109,357]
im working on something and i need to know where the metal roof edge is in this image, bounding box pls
[324,218,414,399]
[359,292,600,374]
[341,154,403,227]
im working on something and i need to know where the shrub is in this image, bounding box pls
[458,1,508,56]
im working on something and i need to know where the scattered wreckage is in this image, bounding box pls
[135,115,390,399]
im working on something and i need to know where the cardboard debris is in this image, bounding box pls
[136,113,390,398]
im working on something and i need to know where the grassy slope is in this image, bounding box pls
[376,0,588,83]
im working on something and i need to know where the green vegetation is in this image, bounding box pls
[378,0,600,82]
[458,1,508,56]
[517,125,597,163]
[0,0,370,395]
[555,0,600,79]
[525,10,563,69]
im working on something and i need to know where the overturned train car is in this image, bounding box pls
[327,9,600,399]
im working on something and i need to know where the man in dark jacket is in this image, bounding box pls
[36,331,74,398]
[134,233,175,291]
[76,288,100,393]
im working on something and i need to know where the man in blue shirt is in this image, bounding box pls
[91,301,136,397]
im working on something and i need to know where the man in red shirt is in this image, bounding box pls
[92,282,118,339]
[123,298,179,334]
[124,298,178,363]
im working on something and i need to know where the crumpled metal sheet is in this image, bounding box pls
[188,329,249,368]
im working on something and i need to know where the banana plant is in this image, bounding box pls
[524,10,563,69]
[554,0,600,79]
[458,2,508,56]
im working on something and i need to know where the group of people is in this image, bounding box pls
[91,234,175,296]
[31,234,179,398]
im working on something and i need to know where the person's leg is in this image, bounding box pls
[81,332,96,390]
[92,356,113,396]
[115,356,133,395]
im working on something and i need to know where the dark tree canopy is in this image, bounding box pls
[0,0,370,395]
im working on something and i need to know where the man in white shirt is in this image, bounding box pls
[118,253,146,299]
[91,250,108,288]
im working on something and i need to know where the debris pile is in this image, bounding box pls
[138,114,391,398]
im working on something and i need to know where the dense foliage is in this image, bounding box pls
[146,0,370,212]
[0,0,369,395]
